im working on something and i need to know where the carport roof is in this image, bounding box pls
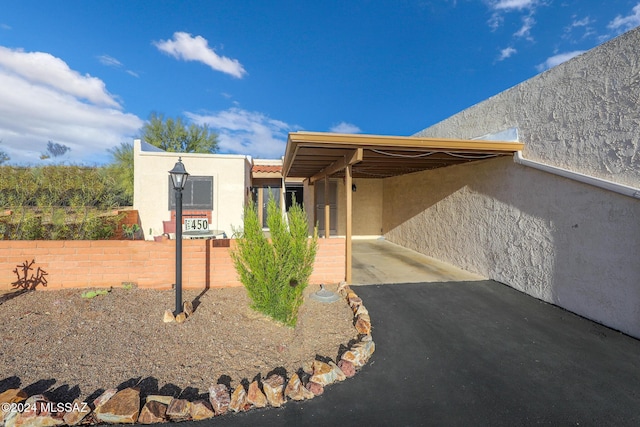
[283,131,524,182]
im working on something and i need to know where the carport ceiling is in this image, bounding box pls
[283,131,525,181]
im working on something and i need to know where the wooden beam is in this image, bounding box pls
[310,148,363,184]
[345,164,353,284]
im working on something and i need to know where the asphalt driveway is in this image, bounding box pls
[177,280,640,426]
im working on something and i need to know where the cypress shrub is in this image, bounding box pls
[232,196,317,327]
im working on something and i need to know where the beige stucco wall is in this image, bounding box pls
[384,28,640,337]
[133,140,251,240]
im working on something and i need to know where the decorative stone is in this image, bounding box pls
[338,359,356,378]
[305,381,324,396]
[355,304,369,316]
[145,395,173,405]
[228,386,249,412]
[355,313,372,334]
[5,412,64,427]
[166,398,190,421]
[94,387,140,424]
[337,281,350,294]
[138,400,167,425]
[189,400,214,420]
[62,399,91,426]
[262,374,285,408]
[92,388,117,411]
[347,293,362,312]
[0,389,28,423]
[341,340,375,368]
[246,381,267,408]
[0,388,27,404]
[183,301,194,317]
[208,384,230,415]
[309,360,338,386]
[302,361,314,375]
[328,361,347,382]
[163,309,175,323]
[175,312,187,324]
[285,373,314,401]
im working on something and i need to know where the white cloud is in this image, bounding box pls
[514,15,535,39]
[486,0,540,32]
[154,32,247,78]
[536,50,585,72]
[498,46,517,61]
[0,24,11,30]
[608,3,640,34]
[186,108,296,158]
[97,54,122,68]
[489,0,538,11]
[0,46,143,165]
[329,122,361,134]
[0,47,121,108]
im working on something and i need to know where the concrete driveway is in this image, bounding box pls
[179,279,640,426]
[352,238,484,284]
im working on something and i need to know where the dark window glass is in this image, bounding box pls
[168,176,213,210]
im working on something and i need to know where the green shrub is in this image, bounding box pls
[232,196,317,327]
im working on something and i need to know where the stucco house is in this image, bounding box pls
[134,27,640,338]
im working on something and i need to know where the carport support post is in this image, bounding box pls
[345,164,353,283]
[324,175,330,238]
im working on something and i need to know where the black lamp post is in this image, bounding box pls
[169,157,189,315]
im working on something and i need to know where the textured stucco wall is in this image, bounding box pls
[133,140,250,239]
[385,28,640,337]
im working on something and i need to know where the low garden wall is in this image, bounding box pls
[0,238,346,291]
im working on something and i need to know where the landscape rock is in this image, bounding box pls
[92,388,117,411]
[0,389,27,404]
[341,340,376,368]
[0,389,28,424]
[228,386,249,412]
[328,361,347,382]
[138,400,167,424]
[163,309,175,323]
[145,395,173,405]
[355,304,369,316]
[284,373,314,401]
[262,374,285,408]
[175,312,187,324]
[246,381,267,408]
[309,360,339,386]
[166,398,190,422]
[355,313,372,334]
[337,359,357,378]
[305,381,324,396]
[94,387,140,424]
[183,301,194,317]
[189,400,214,421]
[62,399,91,426]
[208,384,230,415]
[5,412,64,427]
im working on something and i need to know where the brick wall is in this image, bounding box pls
[0,238,345,291]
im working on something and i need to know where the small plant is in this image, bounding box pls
[122,223,141,240]
[232,195,317,327]
[81,289,111,299]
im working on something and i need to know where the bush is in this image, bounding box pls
[232,196,317,327]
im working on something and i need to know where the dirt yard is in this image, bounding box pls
[0,284,357,402]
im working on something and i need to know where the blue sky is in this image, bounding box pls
[1,0,639,165]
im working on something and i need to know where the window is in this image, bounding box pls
[168,176,213,210]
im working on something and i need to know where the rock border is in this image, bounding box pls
[0,283,374,426]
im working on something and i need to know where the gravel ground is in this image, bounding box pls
[0,284,357,403]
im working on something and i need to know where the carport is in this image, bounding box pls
[282,131,524,283]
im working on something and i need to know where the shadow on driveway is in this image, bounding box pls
[174,281,640,426]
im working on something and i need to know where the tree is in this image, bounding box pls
[141,112,219,153]
[105,142,134,205]
[40,141,71,160]
[0,140,9,165]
